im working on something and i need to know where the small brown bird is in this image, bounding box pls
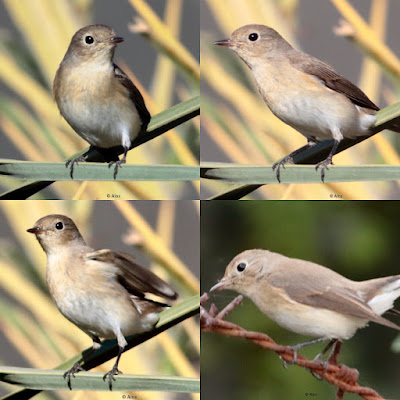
[54,25,151,179]
[27,214,177,390]
[215,25,400,182]
[211,249,400,362]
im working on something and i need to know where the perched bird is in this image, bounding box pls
[54,25,151,179]
[211,249,400,363]
[215,25,400,182]
[27,214,177,390]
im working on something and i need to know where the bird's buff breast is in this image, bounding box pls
[46,254,155,339]
[247,285,368,340]
[252,64,376,140]
[55,65,141,148]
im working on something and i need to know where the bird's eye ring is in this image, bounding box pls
[248,33,259,41]
[85,35,94,44]
[237,262,246,272]
[55,222,64,230]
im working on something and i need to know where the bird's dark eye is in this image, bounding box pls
[55,222,64,230]
[249,33,258,41]
[237,262,246,272]
[85,35,94,44]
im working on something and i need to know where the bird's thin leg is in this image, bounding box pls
[108,146,128,179]
[272,139,317,183]
[103,345,124,390]
[327,340,342,365]
[314,339,337,362]
[65,147,93,179]
[282,337,327,368]
[103,332,127,390]
[63,336,101,390]
[315,139,340,182]
[310,339,342,380]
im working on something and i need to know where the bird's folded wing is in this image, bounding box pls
[113,64,151,131]
[291,55,379,111]
[86,249,177,300]
[267,270,400,330]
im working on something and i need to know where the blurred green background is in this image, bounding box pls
[201,201,400,399]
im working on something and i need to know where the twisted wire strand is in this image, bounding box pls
[201,293,385,400]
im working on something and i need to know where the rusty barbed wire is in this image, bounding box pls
[200,293,385,400]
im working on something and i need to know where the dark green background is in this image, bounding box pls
[201,201,400,399]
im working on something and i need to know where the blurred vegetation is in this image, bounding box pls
[201,200,400,400]
[0,0,199,199]
[200,0,400,199]
[0,200,200,400]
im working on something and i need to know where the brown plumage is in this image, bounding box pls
[28,214,177,390]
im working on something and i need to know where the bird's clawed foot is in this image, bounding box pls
[272,156,294,183]
[281,344,302,369]
[103,365,123,390]
[308,338,339,379]
[315,156,334,183]
[63,361,84,390]
[66,155,87,179]
[108,154,127,179]
[310,353,330,380]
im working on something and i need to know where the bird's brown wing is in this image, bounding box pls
[291,55,379,111]
[267,267,400,330]
[113,64,151,132]
[87,249,177,300]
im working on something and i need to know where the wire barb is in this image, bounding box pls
[200,293,384,400]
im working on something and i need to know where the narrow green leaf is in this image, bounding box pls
[157,294,199,326]
[0,96,200,199]
[206,102,400,199]
[56,294,200,373]
[0,295,199,398]
[0,161,199,181]
[0,368,199,392]
[373,101,400,129]
[202,164,400,184]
